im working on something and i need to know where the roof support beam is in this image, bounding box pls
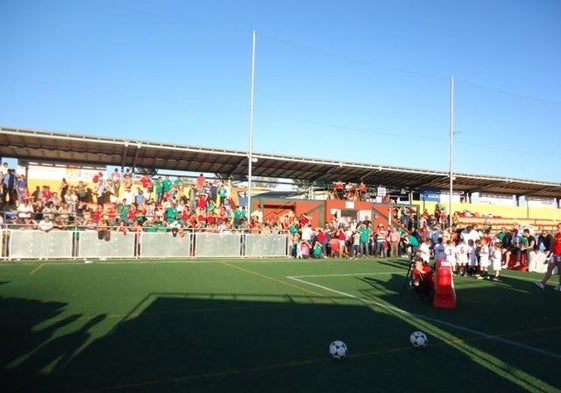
[120,144,129,170]
[467,179,508,194]
[310,165,341,183]
[130,145,141,172]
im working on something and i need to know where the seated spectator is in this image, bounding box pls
[17,198,35,222]
[37,215,54,232]
[116,221,129,235]
[52,215,66,230]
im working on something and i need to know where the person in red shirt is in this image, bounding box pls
[535,223,561,290]
[334,181,344,200]
[140,175,153,199]
[412,256,434,300]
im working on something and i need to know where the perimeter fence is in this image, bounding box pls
[0,228,289,261]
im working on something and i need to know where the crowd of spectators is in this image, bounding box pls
[0,166,288,235]
[0,164,554,269]
[287,208,552,281]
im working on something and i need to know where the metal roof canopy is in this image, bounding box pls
[1,126,560,199]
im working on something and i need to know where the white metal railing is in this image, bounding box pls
[0,229,289,260]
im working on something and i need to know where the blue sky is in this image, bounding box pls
[1,0,560,183]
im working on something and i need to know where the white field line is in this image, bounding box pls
[289,271,402,278]
[286,274,561,360]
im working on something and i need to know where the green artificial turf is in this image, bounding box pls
[1,258,560,392]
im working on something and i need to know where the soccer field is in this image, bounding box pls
[1,257,560,393]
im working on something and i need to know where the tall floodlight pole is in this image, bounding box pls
[448,75,455,228]
[247,30,256,220]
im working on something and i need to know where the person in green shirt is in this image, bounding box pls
[166,204,178,223]
[162,175,173,197]
[154,177,164,204]
[359,224,371,257]
[117,200,130,225]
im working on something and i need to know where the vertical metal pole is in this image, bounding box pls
[247,30,256,220]
[449,75,455,228]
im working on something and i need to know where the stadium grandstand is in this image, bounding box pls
[1,126,561,264]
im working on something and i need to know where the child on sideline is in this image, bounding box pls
[477,238,490,279]
[456,238,469,276]
[433,237,446,270]
[467,239,478,277]
[444,239,456,272]
[490,240,503,281]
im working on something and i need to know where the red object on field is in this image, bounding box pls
[507,252,528,271]
[433,265,457,309]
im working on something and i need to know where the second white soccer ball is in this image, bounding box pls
[329,340,348,359]
[410,331,428,348]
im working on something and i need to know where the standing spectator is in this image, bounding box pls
[316,227,328,257]
[93,172,106,204]
[16,174,28,206]
[58,177,69,204]
[217,183,228,206]
[375,224,387,257]
[522,228,535,266]
[111,168,121,197]
[76,181,88,203]
[3,168,17,209]
[401,207,411,230]
[300,223,314,244]
[359,224,371,257]
[122,168,133,191]
[388,227,400,257]
[140,174,153,200]
[419,238,431,263]
[162,175,173,201]
[535,223,561,290]
[334,180,344,200]
[357,181,367,201]
[350,230,360,259]
[188,184,197,212]
[196,173,205,193]
[154,176,164,204]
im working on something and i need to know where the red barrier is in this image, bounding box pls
[433,265,457,309]
[507,252,528,271]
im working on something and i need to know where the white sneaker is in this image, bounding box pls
[534,281,545,290]
[553,284,561,292]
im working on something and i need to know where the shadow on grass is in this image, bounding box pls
[3,285,561,393]
[0,296,87,392]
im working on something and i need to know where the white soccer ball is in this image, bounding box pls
[329,340,348,359]
[410,331,428,348]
